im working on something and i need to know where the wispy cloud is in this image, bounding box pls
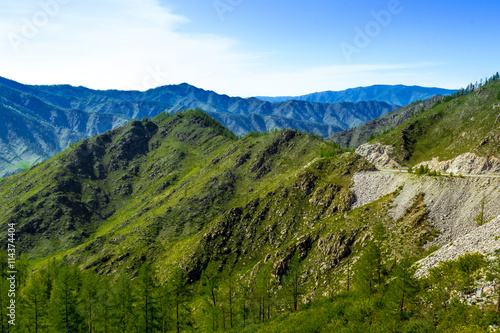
[0,0,452,97]
[0,0,252,90]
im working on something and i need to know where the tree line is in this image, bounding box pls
[4,223,500,332]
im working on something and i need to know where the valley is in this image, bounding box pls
[0,74,499,332]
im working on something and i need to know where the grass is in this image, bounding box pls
[374,80,500,166]
[0,111,374,276]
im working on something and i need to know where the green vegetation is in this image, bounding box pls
[6,248,498,332]
[368,128,391,141]
[3,99,500,332]
[372,72,500,166]
[15,161,32,171]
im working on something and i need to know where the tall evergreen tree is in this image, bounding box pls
[79,271,101,333]
[94,278,113,333]
[135,263,159,333]
[19,272,50,333]
[354,224,387,297]
[168,267,192,333]
[387,255,420,320]
[157,283,173,333]
[49,265,82,332]
[281,253,304,312]
[110,274,135,333]
[200,272,220,331]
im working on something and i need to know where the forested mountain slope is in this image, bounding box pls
[0,76,398,177]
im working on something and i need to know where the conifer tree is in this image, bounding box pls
[157,282,173,333]
[95,278,113,333]
[110,273,135,333]
[387,255,419,320]
[200,271,220,331]
[79,271,101,333]
[168,267,191,333]
[20,272,50,333]
[281,253,304,312]
[354,224,387,297]
[135,263,159,333]
[49,265,82,332]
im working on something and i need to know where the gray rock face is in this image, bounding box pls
[351,171,407,209]
[355,143,401,169]
[414,152,500,175]
[415,215,500,277]
[351,171,500,246]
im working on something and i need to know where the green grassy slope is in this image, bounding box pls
[372,79,500,166]
[327,96,444,149]
[0,110,378,274]
[3,109,477,332]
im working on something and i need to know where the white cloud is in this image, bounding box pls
[0,0,453,97]
[0,0,252,90]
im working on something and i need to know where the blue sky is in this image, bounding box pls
[1,0,498,97]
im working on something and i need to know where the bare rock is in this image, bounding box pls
[414,152,500,175]
[355,143,401,169]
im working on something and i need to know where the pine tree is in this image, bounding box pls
[281,253,304,312]
[135,263,159,333]
[200,272,220,331]
[254,263,276,323]
[49,265,82,332]
[387,255,419,320]
[95,278,113,333]
[354,224,387,297]
[168,267,191,333]
[157,283,173,333]
[236,281,252,328]
[110,273,135,333]
[79,271,101,333]
[19,272,50,333]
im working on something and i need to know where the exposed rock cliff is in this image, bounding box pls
[414,152,500,175]
[355,143,401,169]
[351,171,500,246]
[415,215,500,277]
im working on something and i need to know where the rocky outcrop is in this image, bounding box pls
[355,143,401,169]
[414,152,500,175]
[351,171,406,209]
[415,215,500,277]
[351,171,500,246]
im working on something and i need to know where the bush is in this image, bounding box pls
[415,165,430,176]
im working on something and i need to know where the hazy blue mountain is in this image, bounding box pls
[0,76,399,177]
[30,81,399,135]
[0,82,128,177]
[256,84,456,106]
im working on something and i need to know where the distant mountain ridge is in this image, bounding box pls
[29,82,397,133]
[256,85,456,106]
[0,76,419,177]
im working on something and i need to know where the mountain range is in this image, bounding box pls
[1,75,499,331]
[4,77,441,178]
[256,84,456,106]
